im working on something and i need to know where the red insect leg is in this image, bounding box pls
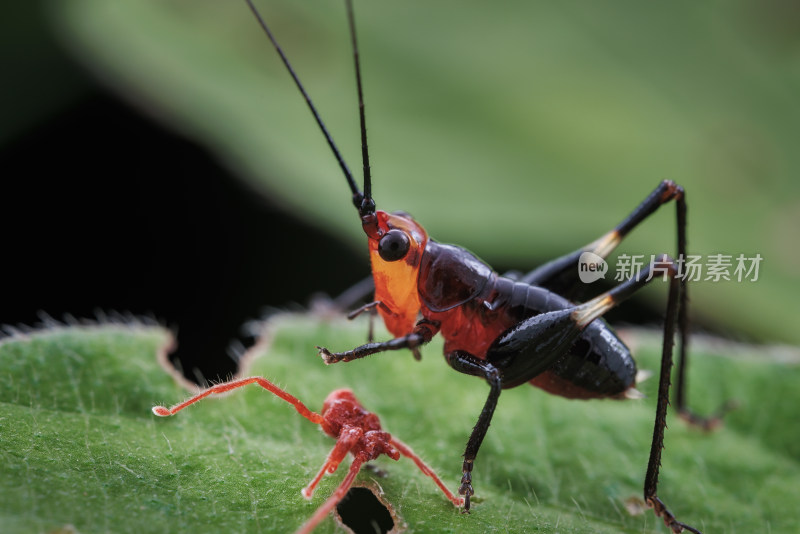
[391,437,464,507]
[152,376,324,425]
[296,458,364,534]
[302,426,364,499]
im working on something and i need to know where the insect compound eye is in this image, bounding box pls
[378,229,411,262]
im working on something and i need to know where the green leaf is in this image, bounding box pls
[48,0,800,345]
[3,315,799,533]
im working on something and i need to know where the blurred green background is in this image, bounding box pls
[3,0,798,368]
[2,2,799,532]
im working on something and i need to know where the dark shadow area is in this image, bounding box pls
[336,486,394,534]
[0,91,366,384]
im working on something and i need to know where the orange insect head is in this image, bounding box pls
[365,211,428,338]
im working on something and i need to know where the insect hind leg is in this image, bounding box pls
[563,254,704,532]
[520,179,684,296]
[520,180,727,428]
[639,257,704,533]
[570,254,714,532]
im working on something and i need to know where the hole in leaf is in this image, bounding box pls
[336,486,395,534]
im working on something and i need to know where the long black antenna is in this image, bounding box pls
[244,0,374,215]
[345,0,373,214]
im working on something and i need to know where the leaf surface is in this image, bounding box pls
[2,315,799,533]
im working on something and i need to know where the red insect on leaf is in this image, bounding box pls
[152,376,463,534]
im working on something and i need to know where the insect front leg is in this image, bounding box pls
[302,425,363,499]
[443,351,502,513]
[390,437,465,507]
[346,300,392,345]
[319,319,440,364]
[296,457,365,534]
